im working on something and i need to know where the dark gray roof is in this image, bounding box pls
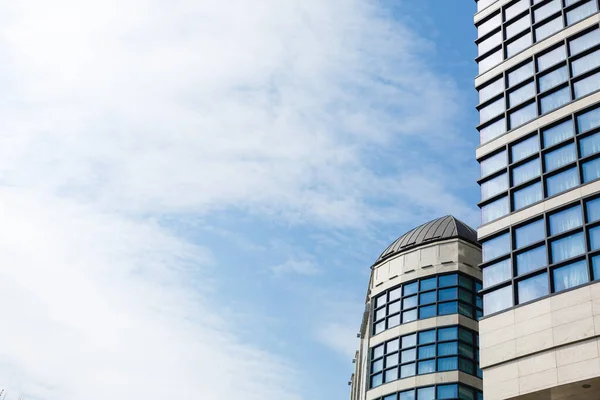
[375,216,479,265]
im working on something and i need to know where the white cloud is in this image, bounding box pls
[0,0,475,399]
[269,259,321,276]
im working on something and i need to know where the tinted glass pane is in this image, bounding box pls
[538,46,566,71]
[480,97,506,123]
[419,291,436,305]
[418,330,435,344]
[546,168,580,196]
[402,334,416,348]
[510,102,537,128]
[438,327,458,341]
[509,62,534,87]
[481,173,508,200]
[506,0,528,20]
[384,367,398,383]
[478,13,502,38]
[419,305,436,319]
[482,232,510,261]
[541,86,571,114]
[439,274,458,287]
[482,196,509,223]
[371,373,382,387]
[583,157,600,182]
[589,225,600,250]
[437,356,458,371]
[479,77,504,103]
[479,31,502,56]
[578,107,600,133]
[483,258,512,287]
[509,81,535,107]
[400,390,416,400]
[403,309,417,323]
[388,314,400,328]
[545,143,576,172]
[400,363,415,378]
[438,342,458,356]
[549,205,583,235]
[439,288,458,301]
[416,387,434,400]
[554,260,589,292]
[543,120,574,148]
[481,150,507,177]
[516,245,547,275]
[438,301,458,315]
[438,384,459,399]
[512,158,541,186]
[401,349,416,363]
[403,295,417,309]
[567,0,599,25]
[418,344,436,359]
[389,300,401,314]
[574,71,600,99]
[570,29,600,55]
[404,282,418,296]
[518,272,549,303]
[551,232,585,263]
[481,117,506,143]
[387,339,400,353]
[512,135,540,162]
[572,49,600,77]
[539,66,568,92]
[514,181,543,210]
[534,0,561,22]
[588,197,600,222]
[515,219,545,248]
[479,50,503,74]
[420,278,436,291]
[507,13,531,39]
[581,132,600,157]
[484,285,513,315]
[372,359,383,373]
[536,15,563,40]
[418,360,435,374]
[508,33,532,58]
[593,254,600,280]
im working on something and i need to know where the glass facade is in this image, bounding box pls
[480,194,600,315]
[372,274,482,335]
[479,104,600,224]
[372,383,483,400]
[369,326,480,388]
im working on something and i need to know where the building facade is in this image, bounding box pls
[475,0,600,399]
[349,216,484,400]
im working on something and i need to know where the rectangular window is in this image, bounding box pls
[510,102,537,129]
[418,330,435,344]
[509,62,534,87]
[418,344,436,359]
[437,357,458,372]
[512,135,540,162]
[583,157,600,182]
[537,46,566,71]
[572,49,600,77]
[549,205,583,235]
[483,285,513,315]
[569,29,600,55]
[480,97,506,123]
[536,15,564,41]
[551,232,585,263]
[479,31,503,56]
[417,360,435,374]
[482,196,510,224]
[554,260,589,292]
[574,71,600,98]
[438,327,458,341]
[544,143,576,172]
[437,342,458,356]
[514,181,543,210]
[566,0,598,25]
[438,301,458,315]
[438,274,458,287]
[540,86,571,114]
[481,150,507,177]
[590,225,600,250]
[479,49,503,74]
[480,117,506,143]
[384,368,398,383]
[546,167,580,196]
[543,120,574,148]
[400,363,415,378]
[509,81,535,107]
[580,132,600,158]
[593,255,600,280]
[578,107,600,133]
[437,384,459,399]
[419,291,436,305]
[479,77,504,103]
[516,245,547,275]
[478,13,502,38]
[512,158,541,186]
[588,197,600,222]
[402,334,416,348]
[515,219,545,248]
[539,66,568,92]
[533,0,561,22]
[400,390,416,400]
[507,13,531,39]
[518,272,549,304]
[483,259,512,288]
[481,173,508,200]
[507,33,532,58]
[482,232,511,262]
[506,0,529,20]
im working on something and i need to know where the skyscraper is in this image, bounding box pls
[349,216,484,400]
[475,0,600,399]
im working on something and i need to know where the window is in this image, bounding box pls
[589,225,600,250]
[482,196,509,223]
[480,49,503,74]
[507,13,531,39]
[508,62,534,87]
[507,33,532,58]
[480,97,506,123]
[569,29,600,56]
[549,205,583,235]
[479,77,504,103]
[515,219,545,248]
[483,259,512,288]
[506,0,529,20]
[437,384,459,399]
[480,117,506,143]
[537,46,566,71]
[543,120,573,148]
[533,0,561,22]
[546,167,579,196]
[516,245,547,275]
[578,107,600,133]
[481,151,507,178]
[593,255,600,280]
[536,15,563,41]
[518,273,549,304]
[553,260,588,292]
[482,232,511,261]
[583,157,600,182]
[479,31,503,56]
[551,232,585,263]
[541,86,571,113]
[512,135,539,162]
[481,173,508,200]
[580,132,600,157]
[575,70,600,99]
[587,197,600,222]
[572,49,600,77]
[509,81,535,107]
[484,285,513,315]
[544,143,576,172]
[478,13,502,38]
[514,181,543,210]
[566,0,598,25]
[539,66,568,92]
[512,158,541,185]
[378,385,482,400]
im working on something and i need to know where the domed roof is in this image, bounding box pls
[375,216,479,265]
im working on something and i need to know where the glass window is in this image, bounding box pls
[403,309,417,323]
[418,330,435,344]
[536,15,564,41]
[567,0,598,25]
[588,197,600,222]
[549,205,583,235]
[551,232,585,263]
[512,135,540,162]
[481,150,507,178]
[400,390,416,400]
[372,359,384,373]
[439,274,458,287]
[375,294,386,308]
[384,368,398,383]
[459,342,475,358]
[459,385,475,400]
[593,254,600,280]
[418,344,436,359]
[554,260,589,292]
[506,0,529,20]
[438,327,458,341]
[509,81,535,107]
[402,334,416,348]
[514,181,543,210]
[389,288,401,301]
[507,33,532,58]
[518,272,549,304]
[539,66,568,92]
[384,394,397,400]
[569,29,600,55]
[479,77,504,104]
[482,232,510,261]
[545,143,576,172]
[400,363,415,378]
[478,13,502,38]
[374,321,385,334]
[509,62,534,87]
[479,49,503,74]
[543,120,574,148]
[389,301,401,314]
[482,196,510,223]
[438,301,458,315]
[373,344,384,358]
[387,339,400,353]
[538,46,567,71]
[479,31,503,56]
[481,173,508,200]
[437,342,458,356]
[581,132,600,157]
[515,219,545,248]
[578,106,600,133]
[437,357,458,372]
[404,282,418,296]
[541,86,571,114]
[534,0,561,22]
[418,360,435,374]
[571,49,600,76]
[437,384,459,399]
[403,295,417,309]
[516,245,547,275]
[420,277,436,291]
[419,291,436,305]
[480,117,506,143]
[483,258,512,287]
[513,158,541,186]
[371,373,382,387]
[388,314,400,328]
[546,167,580,196]
[583,157,600,182]
[510,102,537,128]
[507,13,531,39]
[484,285,513,315]
[417,387,434,400]
[480,97,506,123]
[438,288,458,301]
[401,348,416,363]
[590,225,600,250]
[574,71,600,99]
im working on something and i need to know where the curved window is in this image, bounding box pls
[518,272,549,303]
[373,384,483,400]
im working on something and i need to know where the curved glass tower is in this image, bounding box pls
[349,216,483,400]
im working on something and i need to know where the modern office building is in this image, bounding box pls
[349,216,484,400]
[475,0,600,399]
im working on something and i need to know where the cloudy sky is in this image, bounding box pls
[0,1,479,399]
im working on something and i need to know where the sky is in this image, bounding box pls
[0,1,479,399]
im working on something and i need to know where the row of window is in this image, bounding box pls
[372,274,482,335]
[479,103,600,224]
[478,0,499,13]
[480,195,600,315]
[478,25,600,144]
[370,326,480,388]
[477,0,599,74]
[373,384,483,400]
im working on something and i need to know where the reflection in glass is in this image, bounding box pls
[567,0,598,25]
[551,232,585,263]
[537,46,566,71]
[509,81,535,107]
[536,15,563,41]
[516,245,547,275]
[544,143,576,172]
[512,158,540,186]
[481,150,507,177]
[575,71,600,99]
[578,107,600,133]
[580,132,600,157]
[589,226,600,250]
[583,158,600,182]
[514,182,542,210]
[512,135,539,162]
[482,233,511,261]
[483,259,512,288]
[507,33,532,58]
[482,196,509,224]
[515,219,545,248]
[480,117,506,143]
[587,197,600,222]
[479,77,504,103]
[572,49,600,76]
[479,50,503,74]
[518,273,549,304]
[549,205,582,235]
[534,0,561,22]
[546,168,579,196]
[539,66,568,92]
[554,260,588,292]
[484,285,513,315]
[481,173,508,200]
[543,120,573,148]
[569,29,600,55]
[541,86,571,113]
[509,62,534,87]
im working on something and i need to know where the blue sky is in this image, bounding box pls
[0,1,479,399]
